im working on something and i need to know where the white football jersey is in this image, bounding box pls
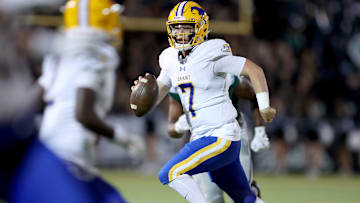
[158,39,246,141]
[38,40,118,169]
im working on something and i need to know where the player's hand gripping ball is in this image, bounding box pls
[130,73,158,117]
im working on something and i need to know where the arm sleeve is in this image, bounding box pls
[168,92,181,103]
[213,55,246,76]
[76,68,104,91]
[76,55,106,91]
[157,69,172,87]
[38,55,57,89]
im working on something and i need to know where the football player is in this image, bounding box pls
[167,75,269,203]
[132,1,276,203]
[35,0,143,202]
[0,1,130,202]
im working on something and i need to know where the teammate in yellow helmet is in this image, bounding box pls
[36,0,143,202]
[63,0,123,48]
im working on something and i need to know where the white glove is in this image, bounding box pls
[126,135,146,161]
[251,126,270,153]
[174,114,191,134]
[113,127,145,160]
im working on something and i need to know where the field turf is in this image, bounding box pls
[101,169,360,203]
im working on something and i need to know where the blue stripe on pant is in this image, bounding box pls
[158,136,256,203]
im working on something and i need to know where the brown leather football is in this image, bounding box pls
[130,74,159,117]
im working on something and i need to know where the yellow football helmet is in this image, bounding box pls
[167,1,209,51]
[64,0,123,43]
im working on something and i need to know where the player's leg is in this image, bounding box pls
[0,135,33,200]
[8,139,93,203]
[250,180,262,198]
[193,172,224,203]
[0,114,38,201]
[209,140,256,203]
[90,176,127,203]
[239,132,253,183]
[158,136,235,203]
[167,173,207,203]
[240,132,263,198]
[65,161,127,203]
[8,139,126,203]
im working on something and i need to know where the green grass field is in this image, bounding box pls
[101,169,360,203]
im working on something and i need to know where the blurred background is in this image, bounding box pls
[1,0,360,202]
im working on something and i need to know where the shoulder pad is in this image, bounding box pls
[191,39,233,62]
[159,47,178,70]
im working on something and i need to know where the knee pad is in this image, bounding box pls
[158,167,169,185]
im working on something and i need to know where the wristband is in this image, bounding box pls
[256,92,270,110]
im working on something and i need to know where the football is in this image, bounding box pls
[130,74,159,117]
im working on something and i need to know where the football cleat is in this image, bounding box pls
[251,180,262,198]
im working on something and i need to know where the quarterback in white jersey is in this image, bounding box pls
[168,74,269,203]
[132,1,276,203]
[159,39,244,141]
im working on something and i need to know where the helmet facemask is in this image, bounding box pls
[168,23,196,51]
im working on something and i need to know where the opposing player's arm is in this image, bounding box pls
[253,108,265,127]
[213,55,276,122]
[168,96,184,138]
[234,76,255,101]
[234,76,269,152]
[251,106,270,152]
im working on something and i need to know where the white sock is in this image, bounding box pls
[168,174,208,203]
[255,197,265,203]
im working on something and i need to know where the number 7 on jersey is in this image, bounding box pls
[178,82,196,117]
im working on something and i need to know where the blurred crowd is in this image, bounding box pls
[116,0,360,177]
[2,0,360,177]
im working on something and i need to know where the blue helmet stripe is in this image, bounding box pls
[176,1,187,16]
[175,3,180,16]
[181,1,188,16]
